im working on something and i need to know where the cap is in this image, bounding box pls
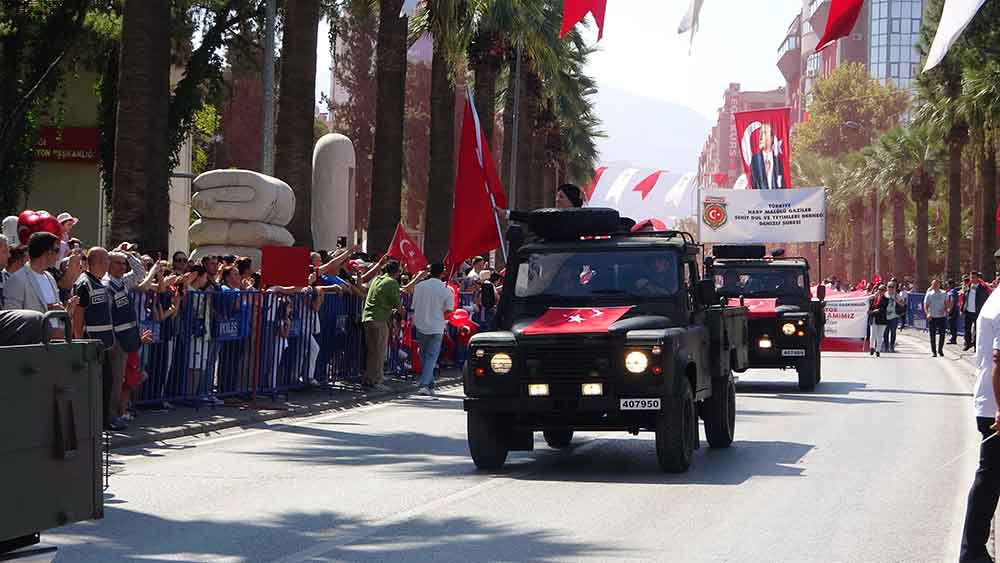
[57,212,79,226]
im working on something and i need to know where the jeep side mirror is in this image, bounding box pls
[816,284,826,302]
[697,279,717,306]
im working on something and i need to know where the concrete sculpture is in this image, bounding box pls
[189,169,296,266]
[311,133,356,250]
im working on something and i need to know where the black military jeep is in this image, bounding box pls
[463,208,749,473]
[706,245,826,391]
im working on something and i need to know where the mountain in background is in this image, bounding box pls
[591,87,713,174]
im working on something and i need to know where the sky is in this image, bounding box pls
[317,0,805,119]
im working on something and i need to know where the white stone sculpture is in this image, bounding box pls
[189,169,296,263]
[311,133,356,250]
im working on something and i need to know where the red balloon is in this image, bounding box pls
[449,308,470,327]
[17,209,61,245]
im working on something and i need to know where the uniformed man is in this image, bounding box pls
[74,247,122,430]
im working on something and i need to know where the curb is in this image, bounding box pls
[109,374,464,450]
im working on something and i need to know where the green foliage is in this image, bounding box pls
[793,63,908,157]
[191,104,223,174]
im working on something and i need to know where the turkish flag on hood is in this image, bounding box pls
[387,223,428,273]
[522,307,633,336]
[447,87,506,275]
[561,0,607,40]
[743,298,778,319]
[816,0,864,52]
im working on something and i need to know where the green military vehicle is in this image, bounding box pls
[705,245,826,391]
[463,208,749,473]
[0,311,104,560]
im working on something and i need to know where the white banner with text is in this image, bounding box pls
[698,187,826,244]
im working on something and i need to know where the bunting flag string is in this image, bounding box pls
[923,0,988,72]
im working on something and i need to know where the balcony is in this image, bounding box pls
[807,0,831,34]
[777,34,801,82]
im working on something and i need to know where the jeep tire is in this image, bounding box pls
[467,411,509,470]
[702,374,736,448]
[797,342,819,391]
[655,379,696,473]
[543,430,574,448]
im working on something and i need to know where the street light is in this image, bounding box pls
[841,121,879,277]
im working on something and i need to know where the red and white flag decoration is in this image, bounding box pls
[816,0,865,52]
[522,307,633,336]
[387,223,428,273]
[923,0,989,71]
[446,86,508,275]
[561,0,607,40]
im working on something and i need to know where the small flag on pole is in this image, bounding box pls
[816,0,865,52]
[923,0,988,72]
[561,0,607,41]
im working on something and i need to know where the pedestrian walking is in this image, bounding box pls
[870,284,889,357]
[949,279,961,344]
[411,263,454,396]
[361,260,402,392]
[960,285,1000,562]
[882,281,905,353]
[924,278,951,357]
[965,272,991,352]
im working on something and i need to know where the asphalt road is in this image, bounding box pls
[49,333,981,562]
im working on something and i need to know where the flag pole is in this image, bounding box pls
[466,83,508,264]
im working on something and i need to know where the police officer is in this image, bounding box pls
[74,247,122,430]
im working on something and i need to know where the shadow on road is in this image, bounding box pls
[51,504,617,563]
[515,438,813,486]
[736,380,897,405]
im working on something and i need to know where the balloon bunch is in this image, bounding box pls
[2,210,62,245]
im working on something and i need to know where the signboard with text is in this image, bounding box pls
[821,291,872,353]
[34,127,99,164]
[698,187,826,244]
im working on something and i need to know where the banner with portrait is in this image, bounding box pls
[734,107,793,190]
[698,187,826,244]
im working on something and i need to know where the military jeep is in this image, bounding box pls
[706,245,826,391]
[463,208,749,473]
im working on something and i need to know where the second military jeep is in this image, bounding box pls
[706,245,826,391]
[463,208,749,473]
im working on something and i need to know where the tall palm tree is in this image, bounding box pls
[960,62,1000,280]
[369,0,408,253]
[111,0,171,252]
[274,0,321,249]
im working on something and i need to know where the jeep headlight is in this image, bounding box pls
[781,322,796,336]
[490,353,513,374]
[625,351,649,374]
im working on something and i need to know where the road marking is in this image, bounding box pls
[271,438,608,563]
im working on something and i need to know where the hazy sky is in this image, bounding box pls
[316,0,805,119]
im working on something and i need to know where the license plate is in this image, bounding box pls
[620,398,661,410]
[782,349,806,357]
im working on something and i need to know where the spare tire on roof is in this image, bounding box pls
[518,207,621,240]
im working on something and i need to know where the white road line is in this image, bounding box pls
[271,438,608,563]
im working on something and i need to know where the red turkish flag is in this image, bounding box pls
[632,170,665,200]
[447,87,506,274]
[743,298,778,319]
[561,0,607,40]
[734,108,793,190]
[387,223,428,273]
[816,0,864,52]
[522,307,633,336]
[584,166,607,201]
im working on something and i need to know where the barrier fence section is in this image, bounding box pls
[905,292,965,336]
[129,288,483,407]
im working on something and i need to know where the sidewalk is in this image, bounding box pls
[897,327,977,371]
[108,370,462,450]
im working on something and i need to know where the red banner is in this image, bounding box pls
[734,108,792,190]
[34,127,99,164]
[387,223,428,273]
[522,307,632,336]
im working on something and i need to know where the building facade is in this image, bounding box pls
[696,83,787,189]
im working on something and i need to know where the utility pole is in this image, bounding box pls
[261,0,277,175]
[508,46,522,211]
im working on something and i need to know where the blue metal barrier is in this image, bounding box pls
[905,291,965,336]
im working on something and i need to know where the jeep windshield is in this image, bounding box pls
[713,266,806,298]
[514,249,680,299]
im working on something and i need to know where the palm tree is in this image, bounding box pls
[959,62,1000,280]
[274,0,321,249]
[111,0,172,252]
[369,0,408,253]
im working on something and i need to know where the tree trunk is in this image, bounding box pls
[981,142,997,280]
[111,0,171,253]
[499,52,516,204]
[274,0,320,249]
[892,190,906,279]
[915,194,930,291]
[872,190,881,277]
[515,67,536,212]
[471,40,500,149]
[369,0,407,253]
[423,43,457,262]
[850,200,865,283]
[973,177,983,271]
[946,127,965,279]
